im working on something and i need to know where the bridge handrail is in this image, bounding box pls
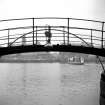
[0,17,104,49]
[0,17,104,23]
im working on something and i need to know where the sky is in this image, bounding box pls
[0,0,105,21]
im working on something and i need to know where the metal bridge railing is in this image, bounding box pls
[0,17,104,48]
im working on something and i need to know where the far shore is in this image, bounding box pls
[0,59,103,64]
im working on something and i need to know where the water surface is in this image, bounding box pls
[0,63,101,105]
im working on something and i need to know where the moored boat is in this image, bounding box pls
[68,56,84,65]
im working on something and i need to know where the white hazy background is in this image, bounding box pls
[0,0,104,21]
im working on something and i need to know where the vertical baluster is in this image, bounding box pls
[67,18,69,45]
[36,26,37,45]
[33,18,34,45]
[101,22,104,48]
[8,29,9,47]
[63,26,65,45]
[91,29,93,46]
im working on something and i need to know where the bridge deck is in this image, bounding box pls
[0,45,105,57]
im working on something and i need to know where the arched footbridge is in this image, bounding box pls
[0,17,105,57]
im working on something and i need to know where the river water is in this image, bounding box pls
[0,63,102,105]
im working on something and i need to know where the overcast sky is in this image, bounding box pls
[0,0,105,21]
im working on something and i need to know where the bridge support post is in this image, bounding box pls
[8,29,9,47]
[91,29,93,46]
[33,18,35,45]
[101,22,104,48]
[36,26,37,45]
[63,26,65,45]
[67,18,69,45]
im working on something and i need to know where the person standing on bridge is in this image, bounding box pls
[45,26,52,45]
